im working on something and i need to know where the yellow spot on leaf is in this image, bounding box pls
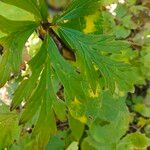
[72,97,81,105]
[89,87,100,98]
[78,115,87,124]
[83,14,98,34]
[138,117,147,127]
[63,20,69,23]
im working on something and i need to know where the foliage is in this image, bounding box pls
[0,0,150,149]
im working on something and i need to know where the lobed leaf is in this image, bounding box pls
[56,27,135,93]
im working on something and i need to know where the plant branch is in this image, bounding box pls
[49,28,76,61]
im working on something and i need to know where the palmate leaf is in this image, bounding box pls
[55,27,136,93]
[55,0,101,23]
[0,0,47,20]
[0,0,147,149]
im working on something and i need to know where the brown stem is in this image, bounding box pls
[49,28,76,61]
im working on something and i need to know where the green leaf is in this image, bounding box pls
[134,103,150,118]
[46,35,102,125]
[0,21,37,87]
[38,0,48,21]
[53,100,67,122]
[19,57,55,125]
[66,141,78,150]
[0,0,41,19]
[15,40,57,148]
[11,43,47,110]
[55,0,100,23]
[46,35,86,102]
[0,103,20,149]
[90,92,130,144]
[113,26,131,39]
[92,53,137,93]
[46,133,64,150]
[122,15,138,30]
[117,132,150,150]
[31,61,57,148]
[57,27,128,54]
[32,108,57,150]
[0,16,38,88]
[0,1,35,21]
[0,15,38,34]
[69,115,84,140]
[115,4,127,18]
[81,136,116,150]
[19,68,46,124]
[81,136,99,150]
[56,27,135,93]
